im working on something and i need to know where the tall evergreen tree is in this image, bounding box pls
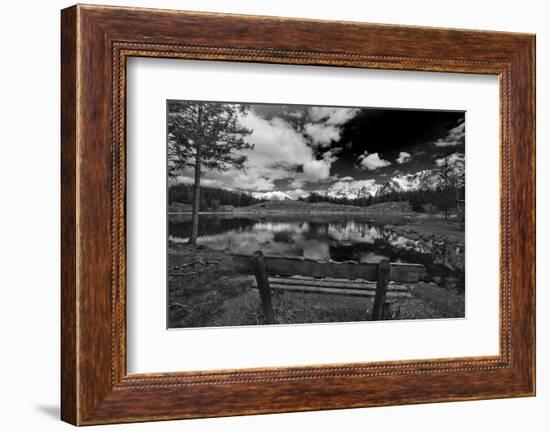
[435,154,465,220]
[437,156,452,220]
[168,101,253,244]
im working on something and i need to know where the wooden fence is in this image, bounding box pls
[232,251,426,323]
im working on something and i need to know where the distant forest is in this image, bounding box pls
[169,182,464,215]
[299,187,464,214]
[169,183,263,210]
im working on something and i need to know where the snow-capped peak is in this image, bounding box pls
[325,179,381,200]
[252,191,293,201]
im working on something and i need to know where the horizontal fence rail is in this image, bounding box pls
[232,253,426,283]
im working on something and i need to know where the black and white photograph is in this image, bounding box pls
[167,100,466,329]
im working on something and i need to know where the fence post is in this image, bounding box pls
[251,250,274,324]
[372,259,390,321]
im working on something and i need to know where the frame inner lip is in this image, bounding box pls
[114,44,512,384]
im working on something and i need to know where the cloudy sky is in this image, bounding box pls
[172,102,465,198]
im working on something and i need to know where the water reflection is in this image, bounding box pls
[168,215,464,277]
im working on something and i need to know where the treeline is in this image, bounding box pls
[169,183,263,209]
[298,188,465,214]
[298,193,375,207]
[405,188,464,214]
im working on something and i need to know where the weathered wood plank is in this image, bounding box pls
[251,251,274,324]
[390,263,427,283]
[232,254,425,283]
[373,259,391,320]
[268,276,409,292]
[267,283,412,298]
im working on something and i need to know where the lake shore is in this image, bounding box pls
[383,214,465,243]
[383,214,465,277]
[170,200,416,215]
[169,200,417,226]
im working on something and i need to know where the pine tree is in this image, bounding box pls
[168,101,253,244]
[435,154,465,220]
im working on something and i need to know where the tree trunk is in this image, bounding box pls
[189,139,202,245]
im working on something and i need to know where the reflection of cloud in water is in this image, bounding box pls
[169,217,462,268]
[327,223,382,244]
[390,236,412,248]
[253,222,309,234]
[359,252,387,263]
[169,235,187,243]
[198,230,273,253]
[193,222,331,260]
[299,239,330,260]
[386,233,434,255]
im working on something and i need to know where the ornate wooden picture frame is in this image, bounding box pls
[61,4,535,425]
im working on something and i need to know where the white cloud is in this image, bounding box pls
[289,178,305,188]
[340,176,354,181]
[203,112,315,191]
[304,122,340,147]
[303,159,331,181]
[289,154,333,188]
[241,114,313,165]
[304,107,359,147]
[176,110,340,192]
[358,152,392,170]
[396,151,412,164]
[433,120,465,147]
[310,107,359,125]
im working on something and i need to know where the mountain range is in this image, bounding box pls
[375,170,443,197]
[325,169,449,200]
[253,171,440,202]
[253,155,464,201]
[251,191,293,201]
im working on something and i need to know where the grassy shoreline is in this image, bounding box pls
[170,200,417,215]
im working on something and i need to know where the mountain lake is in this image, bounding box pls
[168,213,464,282]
